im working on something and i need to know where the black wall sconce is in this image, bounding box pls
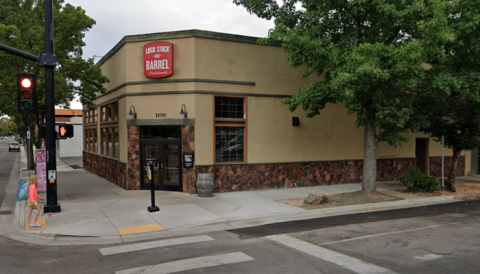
[179,104,187,118]
[128,105,137,119]
[292,117,300,126]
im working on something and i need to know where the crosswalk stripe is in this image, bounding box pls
[415,254,443,261]
[267,235,399,274]
[99,235,215,256]
[115,252,254,274]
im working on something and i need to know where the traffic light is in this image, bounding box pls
[58,124,74,139]
[17,74,37,113]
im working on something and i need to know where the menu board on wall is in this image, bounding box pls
[36,150,47,191]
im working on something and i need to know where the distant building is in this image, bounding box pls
[55,109,83,157]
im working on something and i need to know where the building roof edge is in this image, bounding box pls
[96,29,281,67]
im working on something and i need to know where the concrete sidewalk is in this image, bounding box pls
[1,147,479,246]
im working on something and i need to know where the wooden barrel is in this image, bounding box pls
[196,173,214,197]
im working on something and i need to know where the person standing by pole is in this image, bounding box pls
[26,175,45,228]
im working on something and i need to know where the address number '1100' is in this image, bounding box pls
[155,113,166,117]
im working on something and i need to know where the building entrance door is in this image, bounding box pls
[140,139,182,191]
[416,138,430,175]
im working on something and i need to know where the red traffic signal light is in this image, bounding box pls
[17,74,37,113]
[58,124,74,139]
[20,78,32,89]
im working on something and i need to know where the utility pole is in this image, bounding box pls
[0,0,60,212]
[0,0,61,213]
[42,0,60,213]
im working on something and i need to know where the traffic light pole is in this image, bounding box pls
[0,0,60,212]
[43,0,60,213]
[0,44,38,62]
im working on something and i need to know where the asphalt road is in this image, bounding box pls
[1,143,480,273]
[227,200,480,239]
[0,138,20,213]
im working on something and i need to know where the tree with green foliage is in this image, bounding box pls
[0,116,9,136]
[0,116,18,136]
[234,0,451,193]
[415,0,480,192]
[0,0,108,152]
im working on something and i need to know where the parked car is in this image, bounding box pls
[8,142,20,152]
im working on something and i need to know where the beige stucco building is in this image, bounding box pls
[83,30,470,193]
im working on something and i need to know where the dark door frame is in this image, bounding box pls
[415,138,430,175]
[140,139,182,191]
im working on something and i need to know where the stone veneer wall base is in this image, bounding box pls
[193,157,466,193]
[195,158,417,193]
[127,126,141,190]
[83,152,127,189]
[430,156,465,177]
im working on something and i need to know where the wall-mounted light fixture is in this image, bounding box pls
[128,105,137,119]
[179,104,187,118]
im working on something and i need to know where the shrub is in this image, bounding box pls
[400,168,442,193]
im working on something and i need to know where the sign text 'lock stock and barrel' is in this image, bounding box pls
[144,41,174,78]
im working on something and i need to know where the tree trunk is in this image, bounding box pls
[34,113,43,149]
[445,148,461,192]
[362,122,378,193]
[28,129,35,171]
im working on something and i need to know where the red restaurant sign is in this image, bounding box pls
[144,41,173,78]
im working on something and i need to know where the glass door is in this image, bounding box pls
[161,140,181,191]
[140,139,182,191]
[141,139,161,190]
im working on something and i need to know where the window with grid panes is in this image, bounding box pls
[100,101,119,158]
[83,109,97,153]
[214,96,246,163]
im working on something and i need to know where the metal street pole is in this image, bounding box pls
[441,136,445,188]
[148,160,160,213]
[27,130,31,178]
[43,0,60,213]
[0,44,38,62]
[0,1,59,212]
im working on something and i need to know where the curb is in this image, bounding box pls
[16,179,22,202]
[186,194,469,231]
[14,192,480,246]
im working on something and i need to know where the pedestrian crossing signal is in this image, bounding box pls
[58,124,74,139]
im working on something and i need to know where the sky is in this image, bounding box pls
[64,0,274,109]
